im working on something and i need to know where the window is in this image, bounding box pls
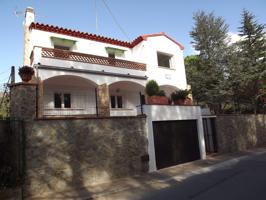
[51,36,76,50]
[110,95,123,108]
[117,96,123,108]
[106,47,125,58]
[54,93,62,108]
[108,52,115,58]
[54,45,70,51]
[110,96,116,108]
[54,93,71,108]
[64,94,71,108]
[157,52,172,68]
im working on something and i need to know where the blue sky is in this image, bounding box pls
[0,0,265,84]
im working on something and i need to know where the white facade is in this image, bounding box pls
[25,8,187,117]
[23,8,206,172]
[138,105,206,171]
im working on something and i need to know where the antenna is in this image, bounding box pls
[13,7,46,20]
[13,6,23,17]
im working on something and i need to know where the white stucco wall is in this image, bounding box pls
[139,105,206,172]
[29,29,187,90]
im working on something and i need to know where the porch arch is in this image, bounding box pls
[159,85,180,97]
[42,75,98,116]
[108,81,145,116]
[43,75,98,87]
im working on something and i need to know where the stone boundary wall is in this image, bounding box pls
[23,116,148,198]
[0,120,24,188]
[216,114,266,153]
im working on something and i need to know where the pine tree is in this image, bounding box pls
[189,11,229,113]
[237,9,266,113]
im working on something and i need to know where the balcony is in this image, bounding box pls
[39,47,146,71]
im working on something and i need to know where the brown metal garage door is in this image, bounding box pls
[153,120,200,170]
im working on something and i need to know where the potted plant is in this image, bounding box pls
[18,65,34,82]
[145,80,169,105]
[171,89,191,105]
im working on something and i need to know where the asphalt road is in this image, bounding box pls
[139,152,266,200]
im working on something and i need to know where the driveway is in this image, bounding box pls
[123,151,266,200]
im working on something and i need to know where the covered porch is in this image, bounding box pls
[41,75,146,117]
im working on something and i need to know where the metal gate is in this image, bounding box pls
[203,117,218,154]
[152,120,201,170]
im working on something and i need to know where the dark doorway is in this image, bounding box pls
[153,120,201,170]
[203,118,218,154]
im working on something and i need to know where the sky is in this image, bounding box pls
[0,0,265,85]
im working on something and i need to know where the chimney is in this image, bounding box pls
[23,7,35,66]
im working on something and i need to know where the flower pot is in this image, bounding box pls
[184,98,193,105]
[147,96,169,105]
[18,66,34,82]
[173,99,185,105]
[19,73,33,82]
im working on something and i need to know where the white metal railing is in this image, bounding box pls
[43,107,97,116]
[110,108,137,116]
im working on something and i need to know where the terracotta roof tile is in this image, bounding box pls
[29,22,184,50]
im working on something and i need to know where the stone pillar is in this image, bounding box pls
[97,84,110,116]
[10,83,37,121]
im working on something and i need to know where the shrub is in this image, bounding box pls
[157,90,166,97]
[145,80,160,96]
[171,89,190,101]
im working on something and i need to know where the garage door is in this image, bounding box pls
[153,120,200,170]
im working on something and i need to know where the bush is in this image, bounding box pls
[145,80,160,96]
[157,90,166,97]
[171,89,190,101]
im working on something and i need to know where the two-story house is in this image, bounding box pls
[24,7,187,118]
[22,7,206,172]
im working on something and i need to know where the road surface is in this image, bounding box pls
[138,152,266,200]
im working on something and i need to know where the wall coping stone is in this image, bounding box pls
[9,82,38,87]
[36,114,147,121]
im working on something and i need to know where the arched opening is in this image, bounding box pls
[43,75,98,116]
[108,81,145,116]
[159,85,180,98]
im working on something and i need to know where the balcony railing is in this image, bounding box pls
[41,47,146,71]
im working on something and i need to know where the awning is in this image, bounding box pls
[51,36,76,47]
[105,47,126,56]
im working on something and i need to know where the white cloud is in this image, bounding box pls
[227,32,241,44]
[189,44,199,55]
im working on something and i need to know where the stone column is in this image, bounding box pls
[97,84,110,116]
[10,83,37,121]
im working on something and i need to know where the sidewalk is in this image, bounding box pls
[25,147,266,200]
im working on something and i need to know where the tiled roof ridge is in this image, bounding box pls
[30,22,184,50]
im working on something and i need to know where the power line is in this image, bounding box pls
[0,68,11,76]
[100,0,130,41]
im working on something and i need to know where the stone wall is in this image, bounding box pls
[216,114,266,153]
[23,116,148,198]
[0,120,24,188]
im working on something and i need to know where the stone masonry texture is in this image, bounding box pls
[23,117,148,198]
[10,83,37,121]
[216,114,266,153]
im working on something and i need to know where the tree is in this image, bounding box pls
[189,11,229,113]
[185,55,204,104]
[236,9,266,113]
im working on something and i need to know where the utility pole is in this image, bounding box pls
[11,66,15,84]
